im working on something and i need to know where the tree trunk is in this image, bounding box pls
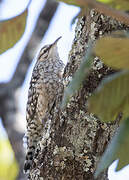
[28,9,128,180]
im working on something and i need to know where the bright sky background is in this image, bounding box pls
[0,0,129,179]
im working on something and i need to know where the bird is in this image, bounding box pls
[23,37,64,174]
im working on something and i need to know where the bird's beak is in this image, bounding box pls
[52,36,62,46]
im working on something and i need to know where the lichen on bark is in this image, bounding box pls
[28,9,129,180]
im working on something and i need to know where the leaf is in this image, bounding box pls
[61,42,94,108]
[0,9,28,54]
[97,0,129,10]
[88,70,129,122]
[0,138,18,180]
[95,117,129,178]
[94,32,129,70]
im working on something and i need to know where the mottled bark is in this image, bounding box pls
[28,9,128,180]
[0,1,58,179]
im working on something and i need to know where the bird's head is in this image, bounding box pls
[38,36,61,61]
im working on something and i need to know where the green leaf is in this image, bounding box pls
[97,0,129,10]
[88,70,129,122]
[94,32,129,70]
[61,42,94,108]
[0,9,28,54]
[95,117,129,178]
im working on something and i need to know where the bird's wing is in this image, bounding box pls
[26,82,49,124]
[35,83,49,123]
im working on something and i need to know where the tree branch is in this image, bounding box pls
[60,0,129,25]
[28,10,128,179]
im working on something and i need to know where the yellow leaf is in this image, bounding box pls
[0,9,28,54]
[88,71,129,122]
[0,138,18,180]
[94,33,129,69]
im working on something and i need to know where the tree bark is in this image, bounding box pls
[28,9,128,180]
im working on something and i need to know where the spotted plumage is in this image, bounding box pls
[24,37,64,174]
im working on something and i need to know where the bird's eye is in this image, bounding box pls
[38,45,51,61]
[43,49,47,53]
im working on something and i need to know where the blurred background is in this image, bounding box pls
[0,0,128,179]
